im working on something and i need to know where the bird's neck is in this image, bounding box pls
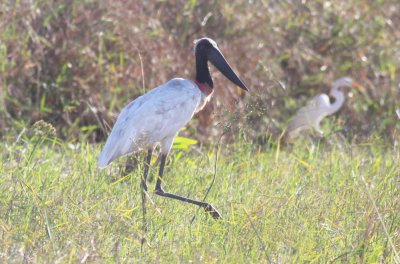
[194,80,213,96]
[328,89,345,115]
[195,54,214,90]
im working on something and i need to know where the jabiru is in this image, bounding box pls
[98,38,249,220]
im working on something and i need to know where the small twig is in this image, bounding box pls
[203,131,225,202]
[43,208,53,241]
[85,100,109,138]
[14,127,26,145]
[329,251,352,263]
[359,170,400,263]
[19,177,54,243]
[26,138,42,166]
[190,132,225,223]
[244,208,272,263]
[144,190,161,215]
[138,51,146,93]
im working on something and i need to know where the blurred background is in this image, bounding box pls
[1,0,399,145]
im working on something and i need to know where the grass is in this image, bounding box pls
[1,1,399,262]
[1,134,399,263]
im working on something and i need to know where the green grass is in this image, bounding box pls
[1,135,399,263]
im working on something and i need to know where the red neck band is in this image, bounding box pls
[194,80,213,96]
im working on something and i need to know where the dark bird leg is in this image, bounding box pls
[141,149,152,249]
[154,154,222,219]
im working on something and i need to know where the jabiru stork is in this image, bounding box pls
[98,38,248,220]
[286,77,364,139]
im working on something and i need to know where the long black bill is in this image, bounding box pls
[207,47,249,91]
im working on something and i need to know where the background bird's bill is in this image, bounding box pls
[352,80,366,91]
[207,47,249,92]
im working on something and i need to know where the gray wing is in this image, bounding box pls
[98,79,201,167]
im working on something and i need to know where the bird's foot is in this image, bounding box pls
[154,186,165,195]
[203,203,222,219]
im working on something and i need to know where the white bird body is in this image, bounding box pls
[98,78,210,167]
[97,37,248,219]
[286,77,360,139]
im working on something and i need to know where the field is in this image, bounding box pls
[1,134,399,262]
[1,0,400,263]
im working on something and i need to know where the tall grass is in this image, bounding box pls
[1,133,399,262]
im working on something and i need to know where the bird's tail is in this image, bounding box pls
[98,150,113,169]
[98,139,120,168]
[98,134,136,168]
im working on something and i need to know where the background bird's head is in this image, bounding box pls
[331,77,365,94]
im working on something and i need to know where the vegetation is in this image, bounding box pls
[1,0,399,263]
[1,132,399,262]
[1,0,399,142]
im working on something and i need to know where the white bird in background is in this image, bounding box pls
[286,77,364,139]
[396,109,400,119]
[98,38,248,220]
